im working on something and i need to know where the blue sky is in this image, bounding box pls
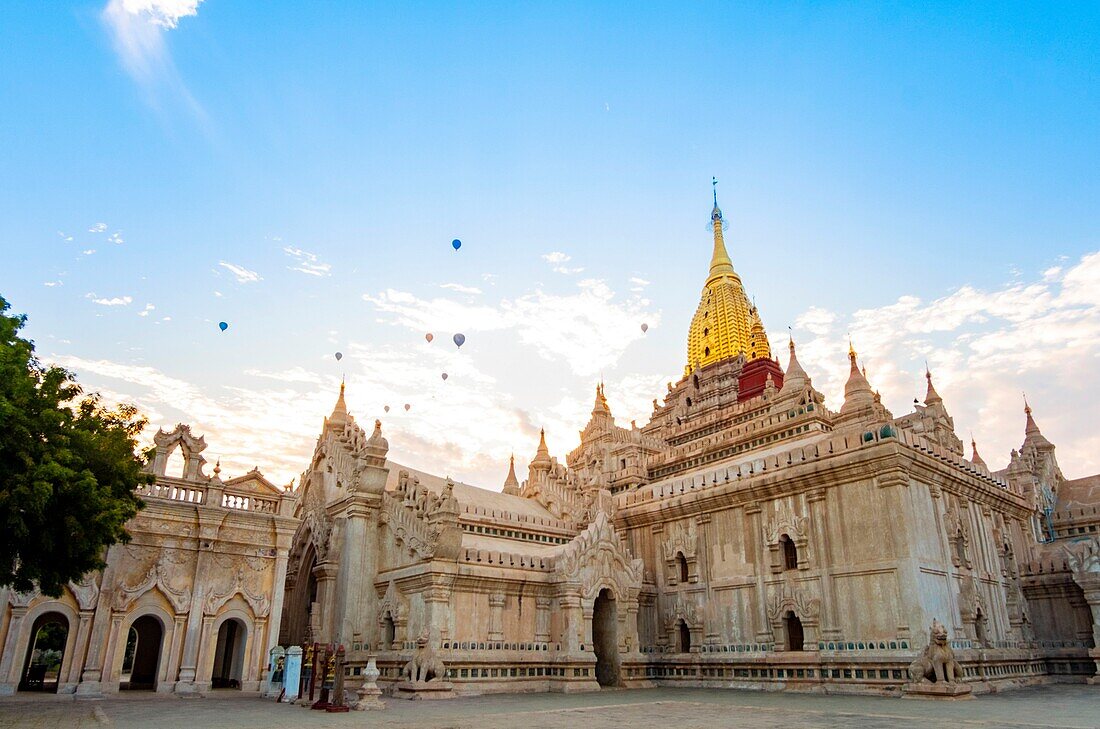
[3,2,1099,486]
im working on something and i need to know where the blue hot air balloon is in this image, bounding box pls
[218,321,228,332]
[452,239,462,251]
[453,333,465,348]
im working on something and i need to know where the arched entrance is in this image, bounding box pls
[784,610,804,651]
[19,613,69,693]
[677,619,691,653]
[592,589,620,687]
[381,613,396,649]
[212,619,247,689]
[122,615,164,690]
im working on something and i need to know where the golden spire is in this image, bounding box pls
[707,176,737,285]
[685,179,756,374]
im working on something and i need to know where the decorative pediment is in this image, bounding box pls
[1064,537,1100,578]
[70,573,100,611]
[663,520,698,561]
[377,579,408,624]
[763,501,808,544]
[767,583,821,623]
[223,469,284,496]
[204,565,270,617]
[114,551,192,614]
[663,593,700,629]
[553,512,643,601]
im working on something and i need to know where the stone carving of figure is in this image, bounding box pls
[907,619,964,685]
[400,635,447,683]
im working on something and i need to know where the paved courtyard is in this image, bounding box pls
[0,685,1097,729]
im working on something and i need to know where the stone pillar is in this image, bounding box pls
[423,585,452,645]
[65,610,96,688]
[744,502,772,642]
[535,597,551,643]
[192,615,217,691]
[622,599,641,654]
[312,562,340,644]
[582,603,595,650]
[166,615,187,684]
[807,489,840,639]
[263,535,292,674]
[0,604,29,695]
[559,592,583,653]
[488,593,505,642]
[77,558,121,695]
[176,513,225,693]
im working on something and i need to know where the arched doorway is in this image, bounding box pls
[381,613,396,649]
[19,613,69,693]
[122,615,164,690]
[212,619,247,689]
[591,589,620,687]
[784,611,804,651]
[781,535,798,570]
[677,619,691,653]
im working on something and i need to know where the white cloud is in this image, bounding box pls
[541,251,584,275]
[43,281,63,288]
[87,294,133,306]
[283,246,331,277]
[89,223,107,233]
[789,251,1100,478]
[218,261,262,284]
[542,252,571,265]
[365,277,658,377]
[108,232,124,245]
[83,249,96,256]
[101,0,206,120]
[57,231,73,242]
[440,283,482,295]
[138,303,155,317]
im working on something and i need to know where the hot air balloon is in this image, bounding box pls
[404,403,411,412]
[452,239,462,251]
[453,333,465,348]
[425,333,434,343]
[640,323,649,333]
[218,321,228,332]
[441,373,448,381]
[384,405,390,413]
[335,352,343,361]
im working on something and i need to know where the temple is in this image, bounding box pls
[2,190,1098,698]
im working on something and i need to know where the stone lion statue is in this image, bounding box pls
[908,619,964,684]
[401,636,446,683]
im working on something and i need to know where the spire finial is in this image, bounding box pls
[1023,391,1031,415]
[712,176,718,207]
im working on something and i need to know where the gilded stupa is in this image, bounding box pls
[685,180,770,374]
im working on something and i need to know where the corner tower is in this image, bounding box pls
[685,180,766,375]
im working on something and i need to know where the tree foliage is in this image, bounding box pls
[0,294,150,596]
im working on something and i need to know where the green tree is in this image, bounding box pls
[0,294,149,597]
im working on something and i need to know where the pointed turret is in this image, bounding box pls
[592,383,611,417]
[502,454,521,495]
[778,335,808,396]
[326,378,349,430]
[970,437,986,468]
[747,305,771,360]
[1023,396,1053,449]
[531,428,551,468]
[924,367,943,407]
[840,340,875,415]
